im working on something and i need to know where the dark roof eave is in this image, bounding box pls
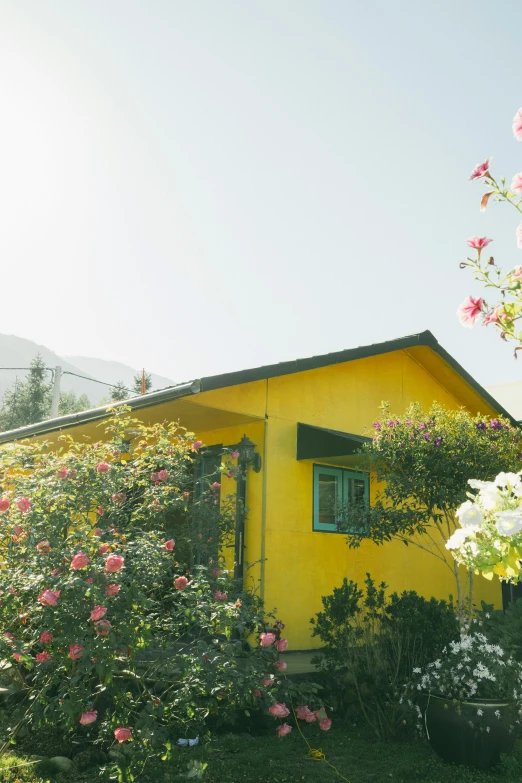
[0,380,201,444]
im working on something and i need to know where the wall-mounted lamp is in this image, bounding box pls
[236,434,262,473]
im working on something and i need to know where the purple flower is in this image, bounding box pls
[399,443,405,448]
[418,422,426,430]
[475,421,486,430]
[405,419,412,426]
[386,420,395,428]
[490,420,502,430]
[373,422,382,431]
[424,432,431,441]
[434,437,442,447]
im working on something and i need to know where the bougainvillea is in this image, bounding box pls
[0,408,320,780]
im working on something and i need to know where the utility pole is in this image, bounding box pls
[141,368,146,395]
[50,366,62,418]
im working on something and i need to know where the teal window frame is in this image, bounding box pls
[312,464,369,533]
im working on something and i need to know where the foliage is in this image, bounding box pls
[0,409,319,781]
[477,599,522,663]
[0,355,52,431]
[110,381,132,402]
[58,390,92,416]
[341,401,522,617]
[310,574,457,739]
[458,110,522,350]
[132,371,152,395]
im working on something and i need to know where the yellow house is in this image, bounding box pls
[0,331,512,650]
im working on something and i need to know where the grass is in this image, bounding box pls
[1,719,522,783]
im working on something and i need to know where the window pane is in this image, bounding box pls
[351,478,366,504]
[318,473,339,526]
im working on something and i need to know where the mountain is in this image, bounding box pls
[0,334,175,406]
[486,381,522,421]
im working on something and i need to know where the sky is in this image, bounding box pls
[1,0,522,388]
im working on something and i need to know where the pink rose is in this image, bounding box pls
[56,467,69,479]
[98,544,109,554]
[95,619,112,636]
[106,584,120,598]
[71,552,89,570]
[260,678,274,687]
[9,587,16,594]
[305,709,317,723]
[175,576,188,591]
[0,497,10,512]
[150,472,159,483]
[214,590,227,601]
[276,723,292,738]
[80,710,98,725]
[97,507,104,516]
[36,541,51,553]
[191,440,203,452]
[111,493,125,504]
[38,589,60,606]
[96,462,110,473]
[275,638,288,652]
[86,578,93,584]
[269,702,290,718]
[36,651,52,663]
[105,555,124,572]
[467,236,492,251]
[12,525,24,536]
[69,644,85,660]
[90,605,107,621]
[252,688,262,698]
[163,539,175,551]
[260,632,276,647]
[231,450,239,459]
[16,497,31,513]
[296,705,314,721]
[274,660,287,672]
[457,295,484,328]
[157,469,168,482]
[94,527,103,537]
[114,727,132,743]
[469,157,492,181]
[319,717,332,731]
[40,630,53,643]
[211,569,221,577]
[13,652,22,662]
[51,568,60,576]
[211,482,221,490]
[513,108,522,141]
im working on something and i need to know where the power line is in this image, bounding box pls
[0,368,136,396]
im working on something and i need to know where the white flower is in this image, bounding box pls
[486,725,490,732]
[478,485,503,511]
[468,479,493,491]
[413,667,421,674]
[477,708,483,716]
[495,510,522,537]
[495,710,501,719]
[446,528,472,550]
[494,472,522,492]
[457,503,484,531]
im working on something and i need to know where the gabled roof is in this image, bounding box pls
[0,330,514,444]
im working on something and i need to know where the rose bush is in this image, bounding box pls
[0,408,320,781]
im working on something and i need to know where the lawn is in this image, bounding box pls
[1,719,521,783]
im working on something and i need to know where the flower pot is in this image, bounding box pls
[418,693,517,769]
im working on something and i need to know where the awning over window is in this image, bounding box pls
[296,423,371,466]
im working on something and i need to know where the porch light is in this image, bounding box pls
[236,435,262,472]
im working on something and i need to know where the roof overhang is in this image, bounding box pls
[296,423,371,467]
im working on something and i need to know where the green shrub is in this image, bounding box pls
[476,599,522,662]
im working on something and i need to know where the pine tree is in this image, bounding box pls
[132,371,152,395]
[110,381,130,402]
[0,355,52,430]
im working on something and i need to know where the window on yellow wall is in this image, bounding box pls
[313,465,369,533]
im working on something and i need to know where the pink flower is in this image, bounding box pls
[231,449,239,459]
[305,710,317,723]
[86,578,93,584]
[467,236,492,251]
[38,589,60,606]
[269,702,290,718]
[457,295,484,327]
[36,541,51,554]
[40,631,53,644]
[13,652,22,663]
[12,525,24,536]
[191,440,203,452]
[114,727,132,743]
[111,493,125,504]
[98,544,109,554]
[320,717,332,731]
[275,638,288,652]
[105,555,124,572]
[260,678,274,687]
[69,644,84,660]
[211,482,221,490]
[0,497,10,512]
[95,619,112,636]
[51,568,60,577]
[513,265,522,280]
[469,158,492,181]
[106,584,120,598]
[513,108,522,141]
[9,587,16,594]
[150,472,159,483]
[96,462,110,473]
[80,710,98,725]
[274,660,287,672]
[175,576,188,591]
[163,539,175,551]
[97,507,104,516]
[213,590,227,601]
[296,705,314,721]
[90,605,107,621]
[3,632,14,644]
[36,651,52,663]
[483,308,502,325]
[71,552,89,570]
[517,223,522,249]
[16,497,31,513]
[276,723,292,738]
[157,469,168,482]
[252,688,262,698]
[94,527,103,536]
[511,173,522,194]
[260,632,276,647]
[56,467,69,479]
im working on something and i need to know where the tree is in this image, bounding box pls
[58,390,91,416]
[0,354,51,430]
[341,402,522,621]
[132,370,152,395]
[109,381,130,402]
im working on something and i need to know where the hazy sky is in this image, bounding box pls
[1,0,522,388]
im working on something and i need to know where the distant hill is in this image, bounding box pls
[0,334,175,406]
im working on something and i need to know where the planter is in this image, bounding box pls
[418,693,518,769]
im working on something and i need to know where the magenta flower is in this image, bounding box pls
[513,108,522,141]
[434,437,442,447]
[373,422,382,431]
[276,723,292,738]
[467,236,492,251]
[96,462,110,473]
[105,554,124,572]
[260,632,276,647]
[490,420,502,430]
[269,702,290,718]
[174,575,188,591]
[114,727,133,743]
[16,497,31,513]
[457,295,484,327]
[469,158,492,181]
[40,630,53,644]
[423,432,431,441]
[89,605,107,621]
[71,552,89,570]
[80,710,98,725]
[0,497,10,512]
[36,651,52,663]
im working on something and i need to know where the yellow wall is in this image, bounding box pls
[8,347,502,649]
